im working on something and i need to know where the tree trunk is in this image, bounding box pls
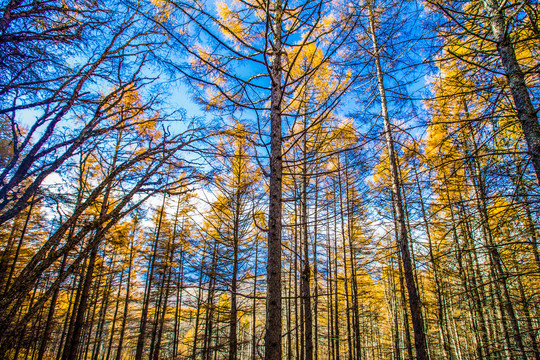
[105,265,124,360]
[229,158,243,360]
[264,1,283,358]
[62,244,98,360]
[91,256,115,360]
[482,0,540,184]
[413,165,453,360]
[153,247,173,360]
[343,154,361,360]
[173,247,184,359]
[4,197,35,294]
[367,3,429,358]
[35,254,67,360]
[313,177,319,360]
[134,195,167,360]
[251,236,259,360]
[333,197,341,360]
[337,166,353,360]
[115,223,135,360]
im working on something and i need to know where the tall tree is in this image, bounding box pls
[150,0,356,357]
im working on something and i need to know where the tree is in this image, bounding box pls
[149,0,356,357]
[428,0,540,184]
[0,79,205,356]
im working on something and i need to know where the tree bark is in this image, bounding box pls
[264,0,283,358]
[482,0,540,185]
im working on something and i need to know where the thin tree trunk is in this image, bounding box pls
[91,256,115,360]
[171,205,184,359]
[62,244,98,360]
[337,167,353,360]
[153,246,173,360]
[333,195,341,360]
[327,216,335,360]
[301,133,313,360]
[463,111,527,359]
[251,236,259,360]
[453,194,491,360]
[114,221,136,360]
[149,266,165,360]
[313,177,319,360]
[191,252,206,360]
[172,247,184,359]
[105,265,124,360]
[58,262,84,360]
[134,195,167,360]
[515,269,540,360]
[4,197,35,294]
[367,3,429,358]
[413,165,453,360]
[229,154,243,360]
[343,154,361,360]
[37,253,67,360]
[202,241,218,360]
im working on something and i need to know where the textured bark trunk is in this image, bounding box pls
[264,0,283,357]
[482,0,540,185]
[398,254,413,360]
